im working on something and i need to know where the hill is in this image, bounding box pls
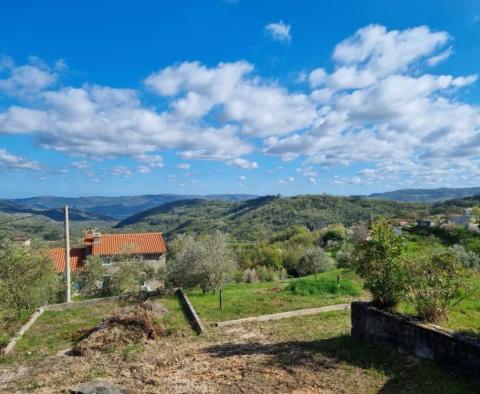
[9,194,258,219]
[0,200,113,222]
[368,187,480,202]
[116,195,428,240]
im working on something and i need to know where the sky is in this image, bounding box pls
[1,0,480,198]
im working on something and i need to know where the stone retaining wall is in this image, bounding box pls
[176,288,205,334]
[351,301,480,380]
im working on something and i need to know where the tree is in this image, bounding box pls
[408,249,473,322]
[199,232,237,308]
[166,232,237,308]
[0,240,60,315]
[76,255,107,297]
[471,206,480,224]
[166,235,206,289]
[110,259,149,295]
[297,246,333,277]
[353,219,408,309]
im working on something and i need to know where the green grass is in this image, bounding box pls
[0,295,193,365]
[0,309,35,349]
[188,269,366,323]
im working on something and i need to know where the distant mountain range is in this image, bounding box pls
[1,194,258,221]
[368,187,480,203]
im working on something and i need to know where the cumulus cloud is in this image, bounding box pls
[0,148,40,170]
[0,58,59,98]
[226,158,258,169]
[265,21,291,42]
[1,25,479,187]
[278,176,294,185]
[111,166,133,178]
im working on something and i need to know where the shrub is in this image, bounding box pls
[335,242,354,268]
[242,268,259,283]
[286,277,361,297]
[77,256,107,297]
[297,246,334,277]
[408,250,473,323]
[353,220,408,309]
[449,244,480,270]
[256,265,274,282]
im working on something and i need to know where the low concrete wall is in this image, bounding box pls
[44,289,171,311]
[176,288,205,334]
[351,301,480,380]
[1,307,45,356]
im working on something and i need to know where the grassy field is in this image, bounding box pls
[0,295,193,366]
[188,269,366,323]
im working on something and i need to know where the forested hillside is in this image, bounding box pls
[116,195,428,240]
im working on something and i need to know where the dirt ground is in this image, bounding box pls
[0,311,477,394]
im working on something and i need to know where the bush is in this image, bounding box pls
[449,244,480,270]
[335,242,354,268]
[76,256,107,297]
[242,268,258,283]
[297,246,334,277]
[286,277,361,297]
[408,250,473,323]
[353,220,408,308]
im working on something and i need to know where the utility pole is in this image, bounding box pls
[64,205,71,303]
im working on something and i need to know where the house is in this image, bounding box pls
[416,219,436,228]
[83,230,167,268]
[448,209,471,227]
[13,235,31,247]
[47,231,167,289]
[47,247,86,273]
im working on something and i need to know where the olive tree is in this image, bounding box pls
[166,232,237,308]
[297,246,333,277]
[76,255,107,297]
[0,240,60,316]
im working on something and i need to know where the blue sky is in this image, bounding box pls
[1,0,480,198]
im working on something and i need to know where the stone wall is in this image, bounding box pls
[351,301,480,380]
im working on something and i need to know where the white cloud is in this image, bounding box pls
[238,175,246,181]
[135,154,164,168]
[278,176,294,185]
[111,166,132,178]
[0,61,58,98]
[71,160,89,170]
[1,25,479,188]
[0,148,40,170]
[265,21,291,43]
[226,158,258,169]
[176,163,190,170]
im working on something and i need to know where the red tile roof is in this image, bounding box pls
[47,248,85,273]
[85,232,167,256]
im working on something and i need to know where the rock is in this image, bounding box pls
[70,378,133,394]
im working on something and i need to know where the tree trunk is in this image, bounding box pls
[219,289,223,310]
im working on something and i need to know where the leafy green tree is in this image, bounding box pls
[110,258,150,295]
[471,206,480,224]
[76,255,107,297]
[0,240,60,315]
[353,220,407,308]
[408,250,473,322]
[297,246,333,277]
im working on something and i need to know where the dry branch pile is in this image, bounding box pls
[72,301,166,356]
